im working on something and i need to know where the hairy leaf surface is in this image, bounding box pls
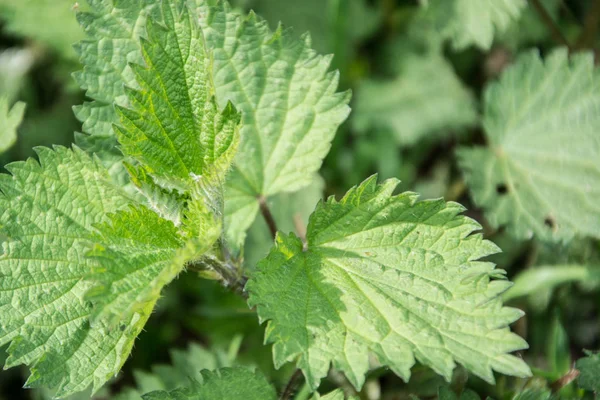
[195,0,351,248]
[115,1,240,191]
[86,205,218,324]
[0,97,25,154]
[142,367,277,400]
[248,176,530,389]
[458,49,600,242]
[0,147,148,397]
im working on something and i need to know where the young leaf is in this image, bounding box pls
[0,146,148,397]
[73,0,159,173]
[85,205,219,324]
[195,0,351,248]
[247,176,530,390]
[458,49,600,242]
[85,0,240,325]
[417,0,526,50]
[0,97,25,154]
[354,53,477,146]
[142,367,277,400]
[115,0,240,191]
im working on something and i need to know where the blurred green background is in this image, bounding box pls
[0,0,599,399]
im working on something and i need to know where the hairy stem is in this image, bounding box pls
[188,256,248,298]
[280,369,304,400]
[529,0,571,49]
[258,195,278,239]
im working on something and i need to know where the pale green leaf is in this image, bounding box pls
[142,367,277,400]
[0,98,25,154]
[0,146,149,397]
[0,48,35,103]
[458,49,600,242]
[0,0,84,59]
[73,0,159,173]
[353,53,477,146]
[194,0,351,247]
[418,0,526,50]
[247,175,530,390]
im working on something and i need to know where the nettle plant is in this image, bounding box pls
[1,0,599,399]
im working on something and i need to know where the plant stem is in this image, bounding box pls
[258,195,278,239]
[576,0,600,49]
[550,368,580,392]
[280,369,304,400]
[188,256,248,298]
[529,0,571,49]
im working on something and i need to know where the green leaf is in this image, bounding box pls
[195,1,351,248]
[546,312,570,377]
[245,0,381,70]
[438,386,481,400]
[115,0,240,191]
[503,265,600,301]
[458,49,600,242]
[511,389,552,400]
[247,175,530,390]
[0,146,148,397]
[0,48,35,103]
[353,52,477,146]
[0,98,25,154]
[73,0,159,174]
[312,389,358,400]
[142,367,277,400]
[417,0,526,50]
[244,174,324,270]
[499,0,560,49]
[115,339,240,398]
[577,350,600,392]
[83,0,239,326]
[85,205,218,324]
[0,0,84,59]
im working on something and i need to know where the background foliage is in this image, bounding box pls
[0,0,599,399]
